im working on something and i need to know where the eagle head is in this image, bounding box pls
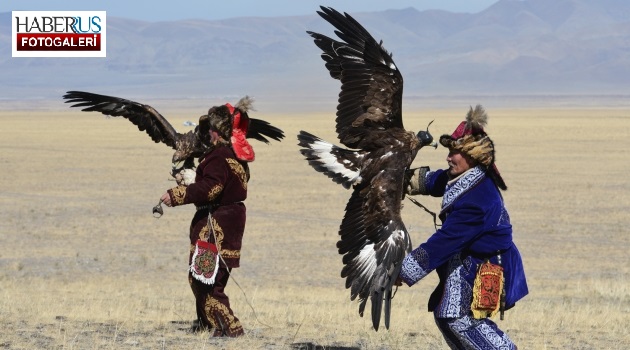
[416,120,438,149]
[172,144,189,164]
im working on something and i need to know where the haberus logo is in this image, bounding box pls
[12,11,106,57]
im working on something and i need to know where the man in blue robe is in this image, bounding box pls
[399,105,528,349]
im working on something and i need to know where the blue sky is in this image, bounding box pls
[2,0,500,21]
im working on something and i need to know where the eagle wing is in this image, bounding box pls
[304,7,420,331]
[247,118,285,144]
[298,130,416,331]
[338,149,412,331]
[298,130,363,189]
[307,6,404,150]
[63,90,180,150]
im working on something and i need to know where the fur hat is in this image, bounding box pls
[197,96,256,161]
[199,104,233,143]
[440,105,507,190]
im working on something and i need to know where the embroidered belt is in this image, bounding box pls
[195,202,243,211]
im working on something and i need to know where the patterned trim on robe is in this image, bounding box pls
[400,247,430,285]
[437,315,517,349]
[189,217,240,260]
[441,166,485,213]
[400,238,474,318]
[207,184,223,202]
[434,254,473,318]
[209,215,240,260]
[171,185,187,205]
[498,205,511,227]
[226,158,248,191]
[204,292,244,335]
[190,223,211,256]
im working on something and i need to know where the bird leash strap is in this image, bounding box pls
[406,196,440,230]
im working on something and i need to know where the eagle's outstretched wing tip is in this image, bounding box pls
[309,6,405,148]
[61,90,180,149]
[247,118,285,144]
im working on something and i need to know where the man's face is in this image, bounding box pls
[209,129,221,145]
[446,149,477,178]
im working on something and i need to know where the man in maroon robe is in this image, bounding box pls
[160,103,249,337]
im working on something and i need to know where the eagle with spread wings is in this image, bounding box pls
[63,91,284,176]
[298,7,437,331]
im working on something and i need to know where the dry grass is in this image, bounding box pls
[1,106,629,349]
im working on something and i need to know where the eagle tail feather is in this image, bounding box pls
[384,286,392,330]
[371,290,383,331]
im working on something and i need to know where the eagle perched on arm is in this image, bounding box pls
[63,91,284,180]
[298,7,437,331]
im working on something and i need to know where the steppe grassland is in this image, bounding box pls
[0,107,628,349]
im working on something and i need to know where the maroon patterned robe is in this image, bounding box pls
[166,144,248,337]
[167,145,248,268]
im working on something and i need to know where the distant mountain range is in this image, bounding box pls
[3,0,630,110]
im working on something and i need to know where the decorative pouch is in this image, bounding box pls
[190,239,219,285]
[471,260,504,319]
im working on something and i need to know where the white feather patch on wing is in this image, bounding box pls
[309,140,362,184]
[354,242,378,280]
[385,229,405,251]
[380,151,393,159]
[374,228,408,265]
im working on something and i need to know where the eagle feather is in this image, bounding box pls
[466,105,488,131]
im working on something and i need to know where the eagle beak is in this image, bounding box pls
[172,161,185,177]
[172,161,184,169]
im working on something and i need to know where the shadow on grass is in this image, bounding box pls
[290,342,361,350]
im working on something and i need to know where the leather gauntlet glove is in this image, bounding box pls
[404,166,430,195]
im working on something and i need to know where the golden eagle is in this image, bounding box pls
[298,7,437,331]
[63,91,284,174]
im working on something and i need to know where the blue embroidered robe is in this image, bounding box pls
[399,166,528,318]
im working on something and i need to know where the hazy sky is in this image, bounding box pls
[2,0,500,21]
